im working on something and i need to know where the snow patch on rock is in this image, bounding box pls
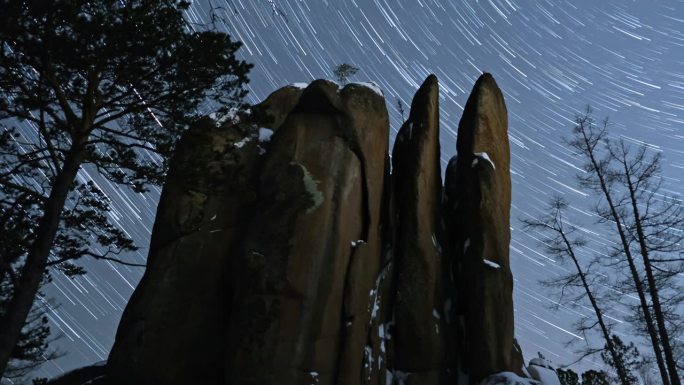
[351,240,366,247]
[258,127,274,142]
[527,365,560,385]
[351,81,384,96]
[473,152,496,169]
[233,135,253,149]
[484,259,501,269]
[529,357,554,370]
[480,372,540,385]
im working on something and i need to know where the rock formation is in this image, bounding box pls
[388,74,453,384]
[75,73,535,385]
[106,85,304,384]
[444,73,514,383]
[225,80,390,385]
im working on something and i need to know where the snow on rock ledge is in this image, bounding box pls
[350,81,384,96]
[480,372,540,385]
[527,364,561,385]
[528,358,554,370]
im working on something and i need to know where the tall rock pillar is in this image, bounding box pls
[444,73,514,384]
[225,80,390,385]
[389,75,454,384]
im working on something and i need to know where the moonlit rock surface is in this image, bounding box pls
[444,73,515,383]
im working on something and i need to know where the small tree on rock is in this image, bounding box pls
[333,63,358,85]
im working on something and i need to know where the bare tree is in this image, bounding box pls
[569,109,681,385]
[607,139,683,384]
[522,197,634,385]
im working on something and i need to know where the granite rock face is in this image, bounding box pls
[226,80,390,385]
[106,86,303,384]
[100,74,518,385]
[444,74,514,384]
[389,75,453,384]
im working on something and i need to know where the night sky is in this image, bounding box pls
[32,0,684,380]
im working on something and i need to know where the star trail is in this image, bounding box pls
[29,0,683,380]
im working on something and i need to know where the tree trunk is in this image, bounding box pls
[621,253,669,385]
[562,233,632,385]
[0,148,84,377]
[625,173,681,385]
[579,129,671,385]
[642,256,680,385]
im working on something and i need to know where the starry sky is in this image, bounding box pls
[32,0,684,380]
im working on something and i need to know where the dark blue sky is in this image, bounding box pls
[34,0,684,380]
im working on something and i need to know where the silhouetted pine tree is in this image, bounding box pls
[0,0,252,377]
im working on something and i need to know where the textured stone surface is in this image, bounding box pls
[100,74,518,385]
[225,80,389,385]
[444,73,514,384]
[251,84,306,129]
[107,119,262,385]
[106,87,303,385]
[389,75,452,384]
